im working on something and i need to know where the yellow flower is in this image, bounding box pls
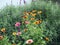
[32,10,37,13]
[23,15,28,18]
[24,12,29,15]
[31,18,35,20]
[1,28,6,32]
[38,20,42,23]
[33,21,39,24]
[26,12,29,15]
[45,37,49,41]
[31,13,36,16]
[37,11,42,14]
[33,20,42,24]
[30,12,33,15]
[28,12,31,14]
[12,32,17,36]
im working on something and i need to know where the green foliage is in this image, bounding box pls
[0,0,60,45]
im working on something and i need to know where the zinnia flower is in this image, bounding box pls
[25,21,30,24]
[37,11,42,14]
[26,39,33,44]
[16,32,22,36]
[12,32,17,36]
[31,13,36,16]
[23,15,28,18]
[26,13,29,15]
[33,20,42,24]
[15,22,21,27]
[24,12,29,15]
[28,12,31,14]
[0,35,3,40]
[31,18,35,20]
[30,12,33,15]
[1,28,6,33]
[32,10,37,13]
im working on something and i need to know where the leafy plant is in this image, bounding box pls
[0,0,60,45]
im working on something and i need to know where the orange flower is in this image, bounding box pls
[23,15,28,18]
[31,13,36,16]
[45,37,49,41]
[38,20,42,23]
[1,28,6,33]
[33,20,42,24]
[28,12,31,14]
[0,36,3,40]
[33,21,39,24]
[31,18,35,20]
[37,11,42,14]
[32,10,37,13]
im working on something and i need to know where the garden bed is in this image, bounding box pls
[0,0,60,45]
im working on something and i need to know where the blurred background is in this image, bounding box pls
[0,0,32,9]
[0,0,60,9]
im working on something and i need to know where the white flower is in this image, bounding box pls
[26,39,33,44]
[16,32,22,36]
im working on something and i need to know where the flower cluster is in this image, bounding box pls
[0,9,49,45]
[22,10,43,25]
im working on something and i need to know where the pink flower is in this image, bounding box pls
[26,39,33,44]
[15,22,21,27]
[25,21,30,24]
[16,32,22,36]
